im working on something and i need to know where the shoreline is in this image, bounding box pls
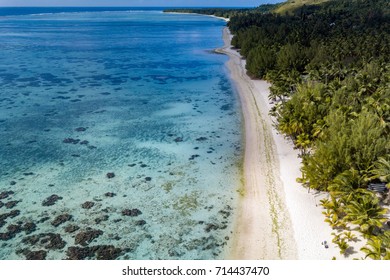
[219,28,297,259]
[219,27,365,260]
[164,11,230,22]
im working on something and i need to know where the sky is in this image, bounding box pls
[0,0,285,8]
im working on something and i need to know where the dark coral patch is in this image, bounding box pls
[75,127,87,132]
[104,192,116,198]
[75,229,103,247]
[64,224,80,233]
[66,245,122,260]
[63,138,80,144]
[23,233,66,250]
[0,191,14,199]
[135,220,146,226]
[22,222,37,234]
[24,250,47,260]
[51,214,72,227]
[42,194,63,206]
[0,210,20,226]
[122,209,142,217]
[81,201,95,209]
[5,200,20,209]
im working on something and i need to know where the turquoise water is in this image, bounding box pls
[0,9,242,260]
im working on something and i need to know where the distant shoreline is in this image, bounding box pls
[164,11,230,22]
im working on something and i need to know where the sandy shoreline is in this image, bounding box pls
[164,11,230,22]
[219,27,365,260]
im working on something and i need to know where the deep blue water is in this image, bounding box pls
[0,7,164,16]
[0,8,241,260]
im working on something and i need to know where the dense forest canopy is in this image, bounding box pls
[165,0,390,259]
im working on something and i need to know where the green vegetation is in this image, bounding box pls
[275,0,332,14]
[229,0,390,259]
[167,0,390,259]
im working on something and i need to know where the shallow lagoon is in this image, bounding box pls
[0,9,242,259]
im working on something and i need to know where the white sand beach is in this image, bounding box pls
[219,27,366,260]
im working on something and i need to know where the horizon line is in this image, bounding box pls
[0,6,256,8]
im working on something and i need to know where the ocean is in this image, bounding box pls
[0,7,242,260]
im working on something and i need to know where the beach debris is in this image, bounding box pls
[321,240,329,249]
[42,194,63,206]
[106,172,115,179]
[145,177,152,182]
[368,183,388,193]
[75,229,103,246]
[81,201,95,209]
[122,208,142,217]
[51,214,72,227]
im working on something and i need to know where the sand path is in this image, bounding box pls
[217,27,366,260]
[217,28,297,259]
